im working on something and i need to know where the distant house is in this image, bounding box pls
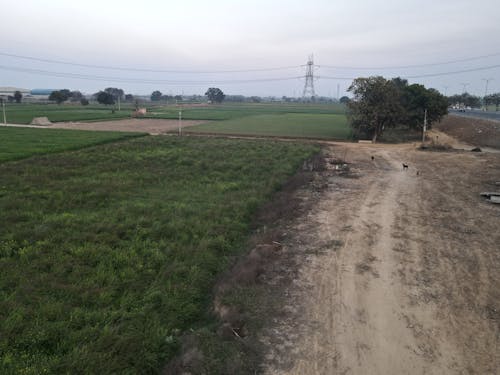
[0,86,30,101]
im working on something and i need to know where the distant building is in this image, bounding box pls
[30,88,58,101]
[0,86,30,101]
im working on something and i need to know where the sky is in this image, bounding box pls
[0,0,499,97]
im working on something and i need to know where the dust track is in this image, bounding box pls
[260,143,500,374]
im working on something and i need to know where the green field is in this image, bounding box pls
[3,103,134,124]
[0,135,319,373]
[0,126,145,162]
[185,113,351,139]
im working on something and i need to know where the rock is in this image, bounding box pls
[30,117,52,126]
[470,147,482,152]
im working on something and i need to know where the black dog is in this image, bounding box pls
[403,163,408,170]
[371,156,375,161]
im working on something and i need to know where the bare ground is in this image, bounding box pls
[436,115,500,149]
[258,143,500,374]
[48,118,207,134]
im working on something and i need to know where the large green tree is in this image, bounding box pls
[49,89,71,104]
[205,87,225,103]
[151,91,162,101]
[347,76,404,142]
[348,76,448,142]
[95,91,115,105]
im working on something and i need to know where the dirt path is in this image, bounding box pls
[260,143,500,374]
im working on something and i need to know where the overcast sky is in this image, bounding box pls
[0,0,499,97]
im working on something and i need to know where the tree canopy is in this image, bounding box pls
[95,91,115,105]
[13,91,23,103]
[151,91,162,101]
[205,87,225,103]
[49,89,71,104]
[347,76,448,142]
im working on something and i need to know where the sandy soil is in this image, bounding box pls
[259,142,500,374]
[436,115,500,149]
[49,118,207,134]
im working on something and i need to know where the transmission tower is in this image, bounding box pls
[302,55,316,99]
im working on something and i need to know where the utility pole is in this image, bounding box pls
[460,82,469,94]
[422,109,427,143]
[178,107,182,136]
[118,95,121,111]
[337,84,340,100]
[1,99,6,124]
[302,55,316,100]
[443,85,449,97]
[482,78,494,110]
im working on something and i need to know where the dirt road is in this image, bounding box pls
[260,143,500,374]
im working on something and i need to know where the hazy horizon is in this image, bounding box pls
[1,0,499,97]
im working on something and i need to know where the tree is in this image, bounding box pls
[80,98,89,106]
[104,87,124,101]
[14,91,23,103]
[205,87,225,103]
[485,93,500,111]
[347,76,404,142]
[339,96,350,104]
[174,95,182,102]
[95,91,115,105]
[402,84,448,130]
[125,94,134,102]
[49,90,71,104]
[151,90,162,101]
[70,91,83,102]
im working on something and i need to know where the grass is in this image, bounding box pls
[0,136,319,374]
[3,103,134,124]
[185,113,352,139]
[0,127,145,162]
[4,102,346,124]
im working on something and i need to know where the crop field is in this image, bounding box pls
[0,126,145,162]
[0,136,319,373]
[3,103,133,124]
[4,102,346,124]
[185,113,351,139]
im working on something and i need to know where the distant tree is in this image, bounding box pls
[80,98,89,106]
[7,95,14,103]
[339,96,350,104]
[447,93,481,108]
[49,90,71,104]
[70,90,83,102]
[205,87,225,103]
[485,93,500,111]
[174,95,183,102]
[104,87,124,101]
[151,90,162,101]
[161,95,173,102]
[250,96,261,103]
[13,91,23,103]
[95,91,115,105]
[125,94,134,102]
[347,76,404,142]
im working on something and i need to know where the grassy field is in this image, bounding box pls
[185,113,352,139]
[4,102,346,124]
[0,126,145,162]
[3,103,134,124]
[0,136,319,373]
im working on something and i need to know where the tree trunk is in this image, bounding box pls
[372,131,378,143]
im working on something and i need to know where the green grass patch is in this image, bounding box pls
[0,127,145,162]
[185,113,351,139]
[0,136,319,373]
[4,103,134,124]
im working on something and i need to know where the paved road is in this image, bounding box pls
[449,109,500,122]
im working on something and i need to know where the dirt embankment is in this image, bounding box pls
[256,143,500,374]
[436,115,500,149]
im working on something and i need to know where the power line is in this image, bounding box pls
[0,64,302,85]
[0,52,301,74]
[317,52,500,70]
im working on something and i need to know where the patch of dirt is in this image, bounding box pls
[256,142,500,374]
[435,114,500,149]
[49,118,207,134]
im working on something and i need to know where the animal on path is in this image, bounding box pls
[403,163,408,170]
[371,156,374,161]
